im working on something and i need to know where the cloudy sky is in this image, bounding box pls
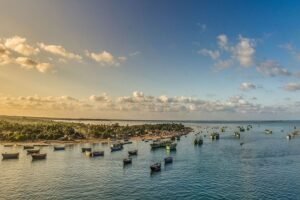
[1,0,300,120]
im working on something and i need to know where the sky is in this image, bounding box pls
[0,0,300,120]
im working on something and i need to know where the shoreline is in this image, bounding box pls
[0,131,191,146]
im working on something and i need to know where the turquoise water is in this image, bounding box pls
[1,121,300,200]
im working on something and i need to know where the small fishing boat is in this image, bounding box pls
[91,151,104,157]
[239,126,245,132]
[31,153,47,160]
[210,133,220,140]
[194,138,203,145]
[82,147,92,153]
[3,144,13,147]
[111,143,123,152]
[150,163,161,172]
[123,157,132,165]
[265,129,272,134]
[151,140,172,149]
[234,132,241,138]
[2,153,19,159]
[286,134,292,140]
[54,146,65,151]
[23,145,34,150]
[128,150,138,156]
[27,149,40,154]
[240,142,244,146]
[164,156,173,164]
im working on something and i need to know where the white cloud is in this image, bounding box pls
[257,60,291,77]
[233,36,255,67]
[4,36,39,56]
[0,43,13,65]
[15,57,52,73]
[240,82,257,91]
[217,34,228,49]
[283,83,300,91]
[198,49,220,60]
[38,43,82,61]
[86,50,126,66]
[199,34,256,69]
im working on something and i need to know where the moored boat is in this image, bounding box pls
[91,151,104,157]
[3,144,13,147]
[23,145,34,150]
[265,129,273,134]
[31,153,47,160]
[27,149,40,154]
[128,150,138,156]
[164,156,173,164]
[123,157,132,165]
[234,132,241,138]
[54,146,65,151]
[151,140,172,149]
[150,163,161,172]
[2,153,19,159]
[286,134,292,140]
[111,143,123,152]
[194,138,203,145]
[210,133,220,140]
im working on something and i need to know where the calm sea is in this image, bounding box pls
[1,121,300,200]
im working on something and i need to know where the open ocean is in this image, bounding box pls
[1,120,300,200]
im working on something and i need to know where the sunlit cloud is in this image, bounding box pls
[38,43,82,61]
[86,50,126,66]
[4,36,39,56]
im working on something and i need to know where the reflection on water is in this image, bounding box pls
[1,121,300,200]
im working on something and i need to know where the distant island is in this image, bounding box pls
[0,116,192,142]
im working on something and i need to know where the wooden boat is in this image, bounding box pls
[3,144,13,147]
[239,126,245,132]
[265,129,272,134]
[123,157,132,165]
[54,146,65,151]
[234,132,241,138]
[27,149,40,154]
[150,140,172,149]
[128,150,138,156]
[2,153,19,159]
[122,141,133,145]
[82,147,92,153]
[166,143,177,150]
[210,133,220,140]
[111,144,123,152]
[91,151,104,157]
[150,163,161,172]
[23,145,34,150]
[31,153,47,160]
[164,156,173,164]
[194,138,203,145]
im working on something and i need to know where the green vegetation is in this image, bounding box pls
[0,116,192,141]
